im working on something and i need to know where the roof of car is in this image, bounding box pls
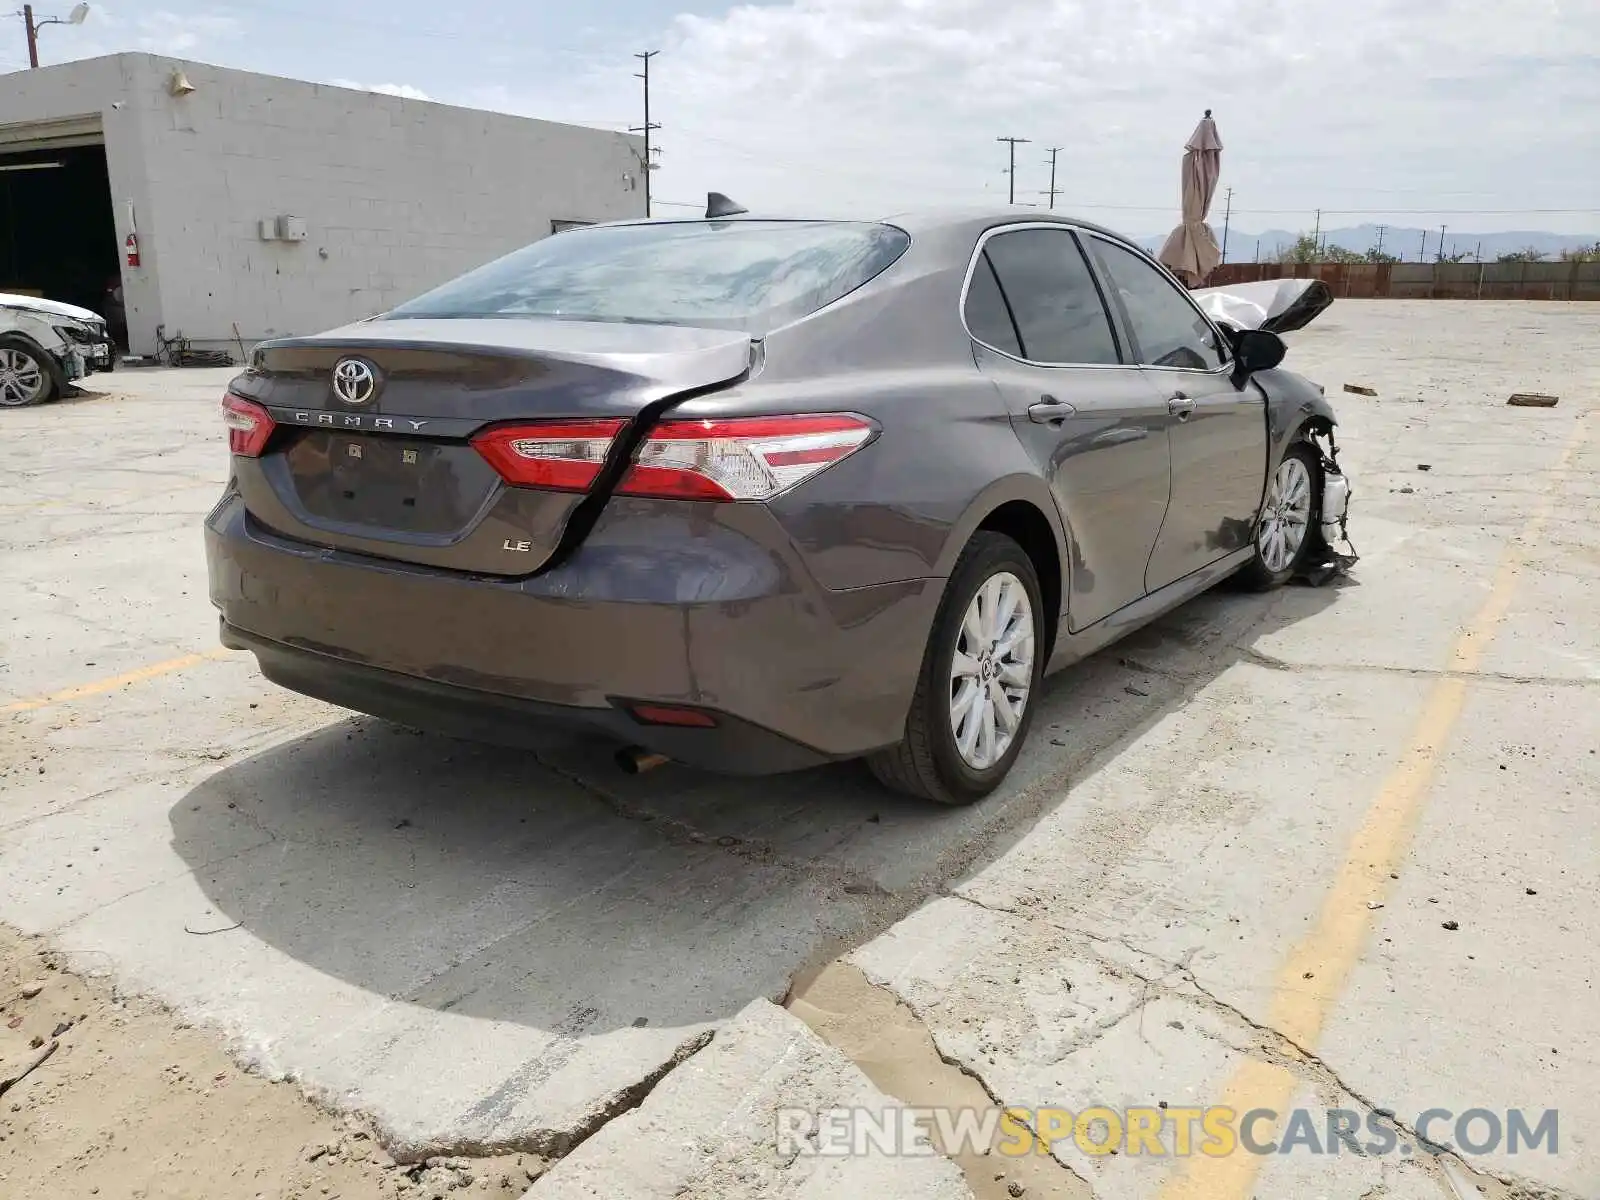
[593,207,1148,255]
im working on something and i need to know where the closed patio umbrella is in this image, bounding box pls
[1158,110,1223,286]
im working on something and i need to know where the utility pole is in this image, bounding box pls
[1437,223,1447,261]
[19,3,87,68]
[631,50,661,219]
[1043,147,1062,210]
[997,136,1029,205]
[1312,208,1321,247]
[1419,229,1427,262]
[1254,238,1260,263]
[1220,186,1233,264]
[1374,225,1386,257]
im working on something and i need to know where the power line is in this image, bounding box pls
[996,136,1029,206]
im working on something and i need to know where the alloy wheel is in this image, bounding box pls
[1258,455,1313,573]
[0,347,48,407]
[949,571,1035,771]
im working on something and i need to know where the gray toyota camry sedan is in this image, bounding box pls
[205,207,1353,804]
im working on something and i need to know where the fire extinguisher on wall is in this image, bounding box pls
[125,232,140,268]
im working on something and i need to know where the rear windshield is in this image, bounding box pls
[383,220,910,334]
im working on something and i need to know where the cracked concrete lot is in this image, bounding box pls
[1,300,1595,1200]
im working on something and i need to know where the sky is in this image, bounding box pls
[6,0,1599,237]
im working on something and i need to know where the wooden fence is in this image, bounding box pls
[1206,260,1600,301]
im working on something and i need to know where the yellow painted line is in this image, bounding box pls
[1,648,235,716]
[1161,412,1593,1200]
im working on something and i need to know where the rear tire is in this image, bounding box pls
[0,336,60,407]
[868,532,1045,805]
[1237,443,1322,591]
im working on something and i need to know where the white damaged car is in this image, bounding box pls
[0,292,117,407]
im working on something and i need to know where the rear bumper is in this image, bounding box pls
[205,492,942,773]
[220,620,833,773]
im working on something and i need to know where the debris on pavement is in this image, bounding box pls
[1507,392,1559,407]
[1442,921,1460,931]
[1343,383,1379,396]
[0,1039,57,1098]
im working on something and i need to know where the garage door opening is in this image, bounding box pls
[0,142,124,348]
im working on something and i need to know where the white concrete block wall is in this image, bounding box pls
[128,55,645,352]
[1,54,647,357]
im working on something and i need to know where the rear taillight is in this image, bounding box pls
[472,420,626,491]
[222,393,275,457]
[617,414,874,501]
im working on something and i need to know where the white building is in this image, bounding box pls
[0,54,646,358]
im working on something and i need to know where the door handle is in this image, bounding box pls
[1027,394,1076,424]
[1167,392,1196,421]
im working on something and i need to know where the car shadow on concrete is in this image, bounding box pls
[168,578,1348,1041]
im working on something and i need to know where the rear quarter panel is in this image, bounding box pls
[659,263,1067,594]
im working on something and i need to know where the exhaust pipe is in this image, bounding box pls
[616,746,671,775]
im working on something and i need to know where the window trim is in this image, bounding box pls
[959,222,1131,370]
[1079,231,1233,376]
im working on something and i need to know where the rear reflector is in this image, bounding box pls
[472,419,626,491]
[628,703,719,728]
[222,393,275,457]
[617,414,874,501]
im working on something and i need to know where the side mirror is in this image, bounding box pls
[1230,328,1286,386]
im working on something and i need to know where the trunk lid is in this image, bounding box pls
[233,318,751,575]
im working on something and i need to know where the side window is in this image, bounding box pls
[963,253,1022,357]
[1088,239,1226,371]
[980,229,1121,365]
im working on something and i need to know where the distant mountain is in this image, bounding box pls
[1133,224,1598,263]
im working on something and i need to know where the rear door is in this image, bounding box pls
[1082,235,1265,591]
[966,225,1173,631]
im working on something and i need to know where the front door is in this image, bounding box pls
[964,225,1173,631]
[1083,234,1268,592]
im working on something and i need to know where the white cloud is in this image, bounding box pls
[124,10,242,56]
[470,0,1600,234]
[330,79,433,101]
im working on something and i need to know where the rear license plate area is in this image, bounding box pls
[283,431,498,535]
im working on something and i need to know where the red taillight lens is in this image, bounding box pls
[472,419,626,491]
[221,393,275,457]
[617,414,874,502]
[628,703,718,728]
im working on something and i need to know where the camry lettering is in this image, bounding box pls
[289,412,427,431]
[502,539,533,553]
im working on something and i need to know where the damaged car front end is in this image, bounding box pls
[1194,276,1359,583]
[0,292,117,407]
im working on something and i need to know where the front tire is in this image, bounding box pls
[0,336,59,407]
[868,532,1045,805]
[1237,443,1322,590]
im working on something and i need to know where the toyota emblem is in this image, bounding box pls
[331,358,378,405]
